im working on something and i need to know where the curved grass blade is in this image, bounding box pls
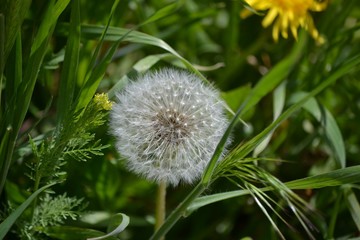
[61,24,207,82]
[87,213,130,240]
[254,81,286,157]
[289,92,346,168]
[0,182,56,239]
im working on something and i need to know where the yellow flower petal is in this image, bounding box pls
[242,0,328,43]
[262,8,278,27]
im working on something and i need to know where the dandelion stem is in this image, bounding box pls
[155,181,167,239]
[151,182,205,240]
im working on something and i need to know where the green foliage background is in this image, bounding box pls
[1,0,360,239]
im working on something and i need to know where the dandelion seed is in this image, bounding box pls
[110,68,229,186]
[241,0,328,44]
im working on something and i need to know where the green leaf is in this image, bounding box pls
[132,53,173,72]
[0,182,56,239]
[289,92,346,168]
[43,226,119,240]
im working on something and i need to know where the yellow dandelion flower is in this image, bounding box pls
[94,93,113,111]
[241,0,328,44]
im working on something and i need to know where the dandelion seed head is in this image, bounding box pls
[110,68,229,186]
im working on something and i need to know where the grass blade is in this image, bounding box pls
[58,24,207,82]
[254,81,286,156]
[87,213,130,240]
[56,0,81,123]
[0,14,4,116]
[344,186,360,231]
[286,165,360,189]
[139,2,181,26]
[289,92,346,168]
[189,165,360,212]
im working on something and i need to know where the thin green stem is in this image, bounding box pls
[155,181,167,240]
[150,182,205,240]
[0,14,4,117]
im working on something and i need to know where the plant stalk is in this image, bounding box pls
[150,182,205,240]
[155,181,167,240]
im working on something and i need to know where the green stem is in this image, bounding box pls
[150,182,205,240]
[155,181,167,240]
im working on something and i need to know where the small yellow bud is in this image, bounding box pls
[94,93,113,111]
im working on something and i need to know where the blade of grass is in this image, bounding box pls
[56,0,81,123]
[87,213,130,240]
[0,0,31,61]
[31,0,71,54]
[246,183,286,240]
[188,165,360,212]
[254,81,286,157]
[58,24,207,82]
[81,0,120,89]
[289,92,346,168]
[0,13,4,102]
[0,126,12,196]
[327,192,342,239]
[343,186,360,231]
[140,1,182,26]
